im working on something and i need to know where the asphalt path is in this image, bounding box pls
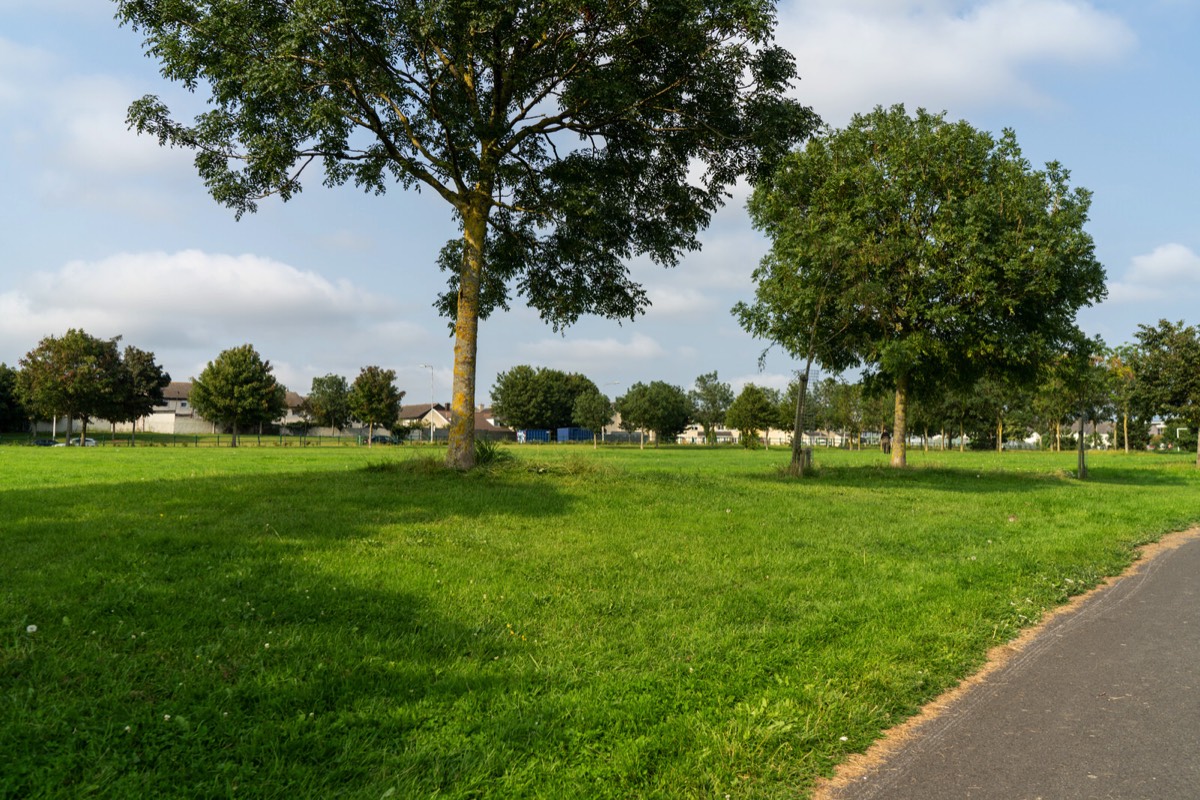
[815,529,1200,800]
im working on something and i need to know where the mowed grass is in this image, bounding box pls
[3,444,1199,799]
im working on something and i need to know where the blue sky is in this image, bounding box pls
[2,0,1198,404]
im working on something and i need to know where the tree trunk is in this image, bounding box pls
[788,368,810,477]
[1055,421,1061,452]
[996,418,1003,453]
[890,374,908,467]
[446,201,489,470]
[1123,412,1129,454]
[959,421,965,453]
[231,421,239,448]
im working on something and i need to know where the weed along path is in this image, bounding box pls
[814,527,1200,800]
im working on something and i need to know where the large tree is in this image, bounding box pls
[1133,319,1200,466]
[117,0,817,469]
[739,105,1106,468]
[17,329,123,444]
[688,371,735,445]
[349,366,405,444]
[491,365,598,433]
[191,344,287,447]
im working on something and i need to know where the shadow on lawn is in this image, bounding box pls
[2,464,580,795]
[743,461,1195,493]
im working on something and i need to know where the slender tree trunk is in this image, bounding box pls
[1055,421,1061,452]
[959,421,965,453]
[446,200,489,470]
[231,421,239,448]
[996,418,1003,453]
[1123,412,1129,454]
[788,368,810,477]
[891,374,908,467]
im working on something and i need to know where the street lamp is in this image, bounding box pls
[419,364,435,444]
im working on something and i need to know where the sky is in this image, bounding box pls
[2,0,1198,405]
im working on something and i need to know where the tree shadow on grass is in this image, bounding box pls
[0,464,579,797]
[741,460,1196,494]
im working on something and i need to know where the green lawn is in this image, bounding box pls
[3,445,1198,798]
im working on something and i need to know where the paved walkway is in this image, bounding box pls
[816,530,1200,800]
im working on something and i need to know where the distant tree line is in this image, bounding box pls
[2,332,408,447]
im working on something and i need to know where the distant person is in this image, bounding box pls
[880,430,892,454]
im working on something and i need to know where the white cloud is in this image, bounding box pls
[0,250,402,372]
[777,0,1136,124]
[521,333,667,365]
[1104,243,1200,306]
[1126,243,1200,285]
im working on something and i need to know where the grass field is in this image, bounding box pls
[3,444,1198,798]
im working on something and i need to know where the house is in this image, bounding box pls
[398,403,514,441]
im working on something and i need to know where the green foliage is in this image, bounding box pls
[0,363,26,433]
[348,366,404,442]
[306,374,351,431]
[17,329,124,441]
[3,447,1199,798]
[738,105,1107,466]
[726,383,777,447]
[615,381,693,447]
[571,390,613,446]
[108,345,172,435]
[190,344,288,447]
[116,0,818,468]
[491,366,598,432]
[473,437,512,467]
[1133,320,1200,465]
[689,371,735,443]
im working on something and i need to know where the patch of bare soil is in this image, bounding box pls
[809,526,1200,800]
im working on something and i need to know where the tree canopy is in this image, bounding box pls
[117,0,817,469]
[571,390,613,449]
[307,374,352,431]
[615,381,692,448]
[738,105,1106,467]
[726,383,778,448]
[349,366,405,443]
[190,345,287,447]
[1133,319,1200,466]
[491,365,598,433]
[0,363,27,433]
[689,372,735,444]
[17,329,124,443]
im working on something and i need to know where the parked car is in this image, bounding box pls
[32,439,57,447]
[66,437,97,447]
[369,435,394,445]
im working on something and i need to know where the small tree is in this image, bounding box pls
[689,372,735,445]
[108,345,171,445]
[190,345,287,447]
[572,391,613,450]
[1133,319,1200,467]
[726,384,778,448]
[306,374,352,432]
[349,366,404,445]
[615,382,691,449]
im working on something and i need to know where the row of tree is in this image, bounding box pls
[8,329,171,444]
[2,334,408,447]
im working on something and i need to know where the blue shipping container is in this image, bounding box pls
[556,427,593,442]
[517,429,551,443]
